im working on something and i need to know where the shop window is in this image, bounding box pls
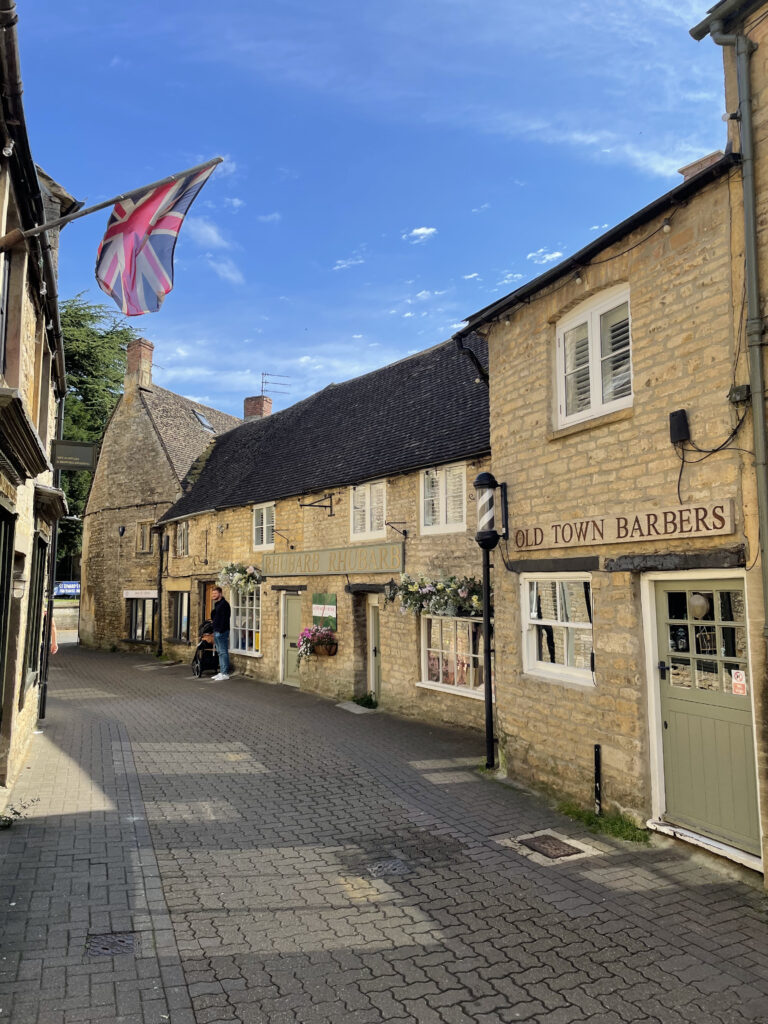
[232,586,261,655]
[128,598,155,641]
[175,521,189,557]
[169,592,190,642]
[556,285,631,427]
[136,522,153,554]
[350,481,386,541]
[419,615,488,695]
[253,503,275,550]
[522,574,593,685]
[421,464,466,534]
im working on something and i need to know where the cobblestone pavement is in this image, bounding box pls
[1,646,768,1024]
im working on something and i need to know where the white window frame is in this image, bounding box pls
[417,614,489,700]
[231,585,262,657]
[175,521,189,557]
[420,463,466,535]
[136,522,153,554]
[169,591,190,641]
[128,597,156,641]
[252,503,275,551]
[349,480,387,541]
[555,284,632,428]
[521,573,594,686]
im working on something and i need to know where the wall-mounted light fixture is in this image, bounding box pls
[118,525,126,537]
[12,570,27,600]
[383,578,399,603]
[662,219,672,234]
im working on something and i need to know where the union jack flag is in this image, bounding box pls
[95,161,217,316]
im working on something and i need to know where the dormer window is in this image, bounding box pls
[193,409,214,432]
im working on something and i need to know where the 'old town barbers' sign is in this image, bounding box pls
[512,501,734,552]
[262,542,404,577]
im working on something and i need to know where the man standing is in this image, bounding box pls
[210,586,231,681]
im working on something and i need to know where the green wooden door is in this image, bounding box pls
[368,599,381,699]
[655,580,760,856]
[283,595,301,686]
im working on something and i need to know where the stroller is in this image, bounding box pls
[191,619,220,678]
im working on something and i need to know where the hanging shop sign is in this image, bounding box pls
[312,593,337,629]
[512,500,734,552]
[262,542,404,577]
[51,440,99,471]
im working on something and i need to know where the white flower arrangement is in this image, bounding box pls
[217,562,264,594]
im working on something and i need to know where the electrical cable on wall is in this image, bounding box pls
[673,407,750,504]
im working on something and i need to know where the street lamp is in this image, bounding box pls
[473,472,506,769]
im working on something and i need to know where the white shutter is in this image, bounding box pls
[352,488,367,534]
[423,470,440,526]
[265,505,275,546]
[253,506,264,547]
[369,482,385,532]
[445,466,465,525]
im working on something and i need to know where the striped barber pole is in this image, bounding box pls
[477,486,495,534]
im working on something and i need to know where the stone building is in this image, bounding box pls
[450,0,768,875]
[0,3,75,791]
[79,338,240,650]
[156,336,491,730]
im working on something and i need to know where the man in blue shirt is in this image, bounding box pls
[210,586,231,680]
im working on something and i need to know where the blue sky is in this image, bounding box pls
[22,1,726,418]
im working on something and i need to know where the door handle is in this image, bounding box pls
[289,642,297,649]
[658,660,669,680]
[372,646,378,656]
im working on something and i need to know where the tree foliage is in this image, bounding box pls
[57,295,139,572]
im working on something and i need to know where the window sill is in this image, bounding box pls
[122,638,155,645]
[231,649,262,659]
[416,680,490,701]
[549,405,633,441]
[522,667,595,689]
[165,637,191,646]
[420,523,467,536]
[253,546,275,553]
[350,533,388,544]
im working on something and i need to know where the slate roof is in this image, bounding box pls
[160,334,489,522]
[140,385,241,483]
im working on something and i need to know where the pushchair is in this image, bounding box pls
[191,619,220,677]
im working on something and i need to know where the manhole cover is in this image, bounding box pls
[366,858,410,878]
[85,932,136,957]
[519,834,582,859]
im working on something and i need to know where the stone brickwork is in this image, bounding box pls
[162,458,491,731]
[484,160,768,858]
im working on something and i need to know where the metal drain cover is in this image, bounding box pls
[366,858,410,878]
[85,932,136,957]
[519,834,582,859]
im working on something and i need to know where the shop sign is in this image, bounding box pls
[52,440,99,471]
[512,500,734,552]
[312,593,337,628]
[123,589,158,599]
[262,542,404,577]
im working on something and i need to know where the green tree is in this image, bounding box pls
[56,295,139,579]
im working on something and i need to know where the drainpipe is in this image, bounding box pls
[709,21,768,636]
[155,525,165,656]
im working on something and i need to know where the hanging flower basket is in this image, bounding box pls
[297,626,338,662]
[385,572,487,616]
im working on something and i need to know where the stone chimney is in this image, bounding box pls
[125,337,153,390]
[677,150,725,182]
[244,395,272,421]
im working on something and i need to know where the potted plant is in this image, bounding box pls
[297,625,338,662]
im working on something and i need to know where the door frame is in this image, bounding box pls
[640,568,763,869]
[367,593,381,699]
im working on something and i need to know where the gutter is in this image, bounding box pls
[690,0,765,41]
[695,17,768,638]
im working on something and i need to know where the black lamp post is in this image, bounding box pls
[474,471,503,769]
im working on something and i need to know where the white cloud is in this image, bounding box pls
[415,290,431,300]
[463,272,480,280]
[217,154,238,177]
[451,321,469,330]
[206,256,245,285]
[174,346,189,357]
[352,333,363,339]
[402,226,437,245]
[185,217,230,249]
[471,202,490,213]
[590,223,609,231]
[333,255,365,271]
[526,248,563,265]
[223,197,245,210]
[402,312,415,318]
[257,211,281,223]
[497,271,523,286]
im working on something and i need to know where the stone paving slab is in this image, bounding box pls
[0,646,767,1023]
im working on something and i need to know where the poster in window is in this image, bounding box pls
[312,593,337,629]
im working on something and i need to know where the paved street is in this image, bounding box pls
[0,646,767,1024]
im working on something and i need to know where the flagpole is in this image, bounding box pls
[0,157,223,250]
